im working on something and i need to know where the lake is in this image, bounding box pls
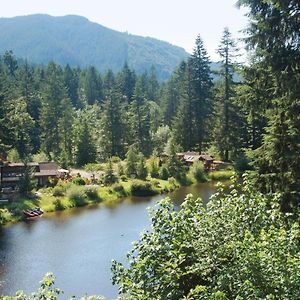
[0,182,218,299]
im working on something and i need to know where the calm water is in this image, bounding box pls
[0,182,217,299]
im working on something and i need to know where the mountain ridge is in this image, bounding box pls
[0,14,189,80]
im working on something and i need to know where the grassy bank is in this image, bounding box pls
[0,170,233,226]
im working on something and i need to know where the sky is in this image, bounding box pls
[0,0,249,61]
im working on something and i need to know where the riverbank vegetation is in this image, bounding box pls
[0,153,232,225]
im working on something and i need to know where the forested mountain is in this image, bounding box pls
[0,14,188,80]
[1,0,299,210]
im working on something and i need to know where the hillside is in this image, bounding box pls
[0,14,189,80]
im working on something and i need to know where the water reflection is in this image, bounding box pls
[0,182,218,299]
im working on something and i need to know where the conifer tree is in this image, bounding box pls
[103,158,118,185]
[161,73,181,127]
[82,66,103,105]
[58,98,74,166]
[75,121,97,167]
[64,64,80,108]
[214,28,246,161]
[100,90,128,158]
[117,63,136,102]
[136,152,148,180]
[172,61,194,150]
[166,141,183,178]
[189,35,213,151]
[7,98,34,160]
[40,63,66,159]
[238,0,300,207]
[125,145,139,178]
[130,79,151,156]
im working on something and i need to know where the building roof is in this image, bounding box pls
[1,162,58,178]
[199,154,214,161]
[177,151,214,163]
[34,162,58,177]
[184,154,201,163]
[39,162,58,171]
[5,162,39,167]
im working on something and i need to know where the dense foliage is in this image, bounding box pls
[237,0,300,208]
[112,177,300,299]
[0,30,245,170]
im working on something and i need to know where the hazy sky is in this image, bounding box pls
[1,0,249,61]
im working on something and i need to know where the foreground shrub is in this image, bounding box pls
[112,177,300,299]
[1,272,105,300]
[130,180,158,196]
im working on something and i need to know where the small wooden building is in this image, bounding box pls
[177,151,214,171]
[0,162,58,188]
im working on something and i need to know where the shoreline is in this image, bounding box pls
[0,170,234,226]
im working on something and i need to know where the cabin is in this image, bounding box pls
[177,151,214,171]
[0,162,59,188]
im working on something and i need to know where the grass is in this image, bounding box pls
[208,170,235,181]
[1,168,234,226]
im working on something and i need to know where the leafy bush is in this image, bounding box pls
[31,151,49,163]
[112,183,126,196]
[111,156,121,163]
[130,180,158,196]
[120,175,127,181]
[136,153,148,180]
[52,186,65,197]
[66,186,87,206]
[103,173,118,185]
[159,165,169,180]
[72,176,86,185]
[190,161,207,182]
[168,177,178,191]
[176,172,192,186]
[103,159,118,185]
[7,148,20,162]
[54,198,64,211]
[150,179,161,188]
[84,186,100,201]
[118,163,125,176]
[112,178,300,299]
[0,208,13,225]
[148,157,160,178]
[1,273,105,300]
